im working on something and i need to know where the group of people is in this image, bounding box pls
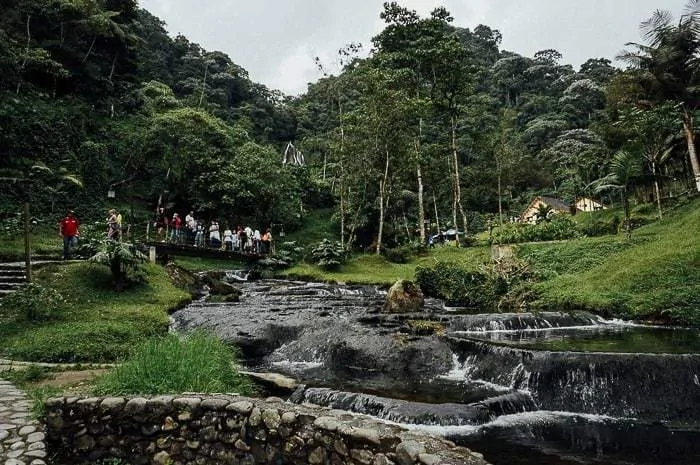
[153,208,273,254]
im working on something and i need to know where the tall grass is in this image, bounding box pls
[94,332,253,395]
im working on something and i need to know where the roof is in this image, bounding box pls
[539,196,571,212]
[519,196,572,222]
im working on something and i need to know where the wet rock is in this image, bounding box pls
[383,280,424,314]
[396,440,426,465]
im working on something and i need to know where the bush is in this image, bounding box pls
[311,239,346,270]
[94,332,254,395]
[0,282,65,321]
[73,221,106,259]
[275,241,305,264]
[89,241,147,290]
[384,246,412,264]
[492,215,580,244]
[415,261,493,307]
[0,213,23,238]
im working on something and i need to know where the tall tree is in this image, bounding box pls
[619,0,700,192]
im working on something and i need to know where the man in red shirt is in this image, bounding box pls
[59,210,79,260]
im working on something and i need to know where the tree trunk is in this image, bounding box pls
[416,118,425,245]
[433,193,440,233]
[16,15,31,95]
[82,36,96,63]
[198,60,210,108]
[24,201,31,283]
[338,100,346,248]
[376,147,390,255]
[652,161,662,220]
[497,169,504,229]
[452,116,467,244]
[108,53,118,83]
[682,111,700,193]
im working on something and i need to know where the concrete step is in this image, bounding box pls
[0,282,23,291]
[0,269,26,277]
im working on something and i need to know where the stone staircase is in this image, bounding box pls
[0,264,26,298]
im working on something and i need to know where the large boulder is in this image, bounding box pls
[382,280,424,314]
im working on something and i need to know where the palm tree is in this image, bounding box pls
[619,0,700,192]
[589,151,643,237]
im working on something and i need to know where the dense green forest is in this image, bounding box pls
[1,0,698,250]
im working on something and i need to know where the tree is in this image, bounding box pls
[616,103,681,219]
[619,0,700,192]
[590,151,643,236]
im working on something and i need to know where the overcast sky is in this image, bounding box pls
[139,0,686,95]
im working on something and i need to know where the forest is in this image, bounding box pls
[1,0,698,251]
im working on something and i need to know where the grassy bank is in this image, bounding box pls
[522,199,700,325]
[0,262,190,362]
[0,227,61,261]
[281,246,490,285]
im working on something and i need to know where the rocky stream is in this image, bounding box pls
[170,275,700,465]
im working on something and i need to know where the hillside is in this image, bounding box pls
[519,199,700,325]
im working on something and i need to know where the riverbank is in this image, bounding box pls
[278,198,700,326]
[0,262,190,363]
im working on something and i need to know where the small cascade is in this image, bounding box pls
[446,336,700,422]
[448,312,600,333]
[292,386,538,426]
[225,269,250,282]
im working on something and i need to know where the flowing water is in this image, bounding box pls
[170,279,700,465]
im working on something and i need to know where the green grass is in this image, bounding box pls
[283,208,336,247]
[94,332,254,395]
[0,227,62,261]
[282,245,490,285]
[173,256,247,273]
[525,199,700,325]
[0,262,190,362]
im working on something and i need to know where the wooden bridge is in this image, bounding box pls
[145,242,268,262]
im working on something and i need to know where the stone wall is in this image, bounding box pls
[45,394,489,465]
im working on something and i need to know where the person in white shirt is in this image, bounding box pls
[223,227,233,251]
[209,221,221,249]
[253,229,261,253]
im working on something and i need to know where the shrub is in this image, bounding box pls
[89,241,147,290]
[311,239,346,270]
[492,215,579,244]
[0,282,65,321]
[73,221,106,259]
[384,246,412,264]
[0,213,23,238]
[415,261,493,307]
[275,241,305,264]
[94,332,254,396]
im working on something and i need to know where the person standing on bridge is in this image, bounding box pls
[154,207,168,241]
[194,220,205,247]
[223,226,234,251]
[209,220,221,249]
[169,213,182,243]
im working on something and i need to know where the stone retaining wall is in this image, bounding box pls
[45,394,489,465]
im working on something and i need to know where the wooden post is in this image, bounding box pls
[149,246,156,264]
[24,201,31,283]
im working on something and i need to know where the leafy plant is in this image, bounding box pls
[94,332,254,396]
[73,221,107,259]
[0,282,65,321]
[311,239,346,270]
[275,241,305,264]
[89,241,147,290]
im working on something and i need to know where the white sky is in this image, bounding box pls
[139,0,687,95]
